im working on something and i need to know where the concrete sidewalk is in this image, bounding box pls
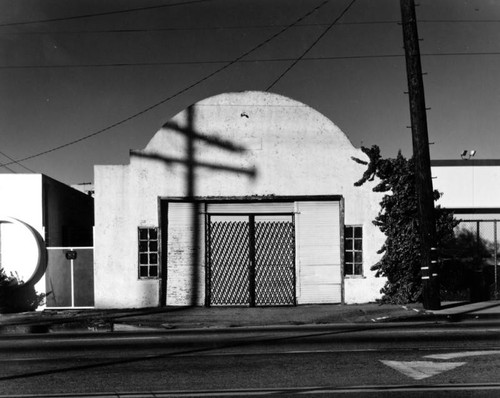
[0,300,499,334]
[426,299,500,321]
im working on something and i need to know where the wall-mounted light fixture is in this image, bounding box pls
[460,150,476,160]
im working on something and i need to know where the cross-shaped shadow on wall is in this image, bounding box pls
[132,105,257,306]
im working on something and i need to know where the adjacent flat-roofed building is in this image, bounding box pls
[0,174,94,308]
[432,159,500,300]
[432,159,500,219]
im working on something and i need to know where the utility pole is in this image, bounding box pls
[400,0,440,310]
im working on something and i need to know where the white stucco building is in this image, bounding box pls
[94,91,386,308]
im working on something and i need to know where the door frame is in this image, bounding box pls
[158,195,344,307]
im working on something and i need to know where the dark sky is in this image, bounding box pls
[1,0,499,185]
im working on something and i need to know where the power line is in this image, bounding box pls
[3,18,500,35]
[267,0,357,91]
[419,19,500,23]
[0,150,35,173]
[0,0,331,168]
[0,158,16,173]
[1,56,397,69]
[0,0,214,28]
[5,51,500,70]
[0,21,402,35]
[423,51,500,57]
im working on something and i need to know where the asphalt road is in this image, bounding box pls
[1,322,500,397]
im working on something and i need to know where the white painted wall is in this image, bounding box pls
[342,180,387,304]
[0,174,45,295]
[432,165,500,209]
[94,166,160,308]
[94,91,386,308]
[0,174,43,231]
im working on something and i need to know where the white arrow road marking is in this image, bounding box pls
[380,360,466,380]
[425,350,500,360]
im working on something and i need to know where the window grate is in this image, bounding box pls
[209,221,250,305]
[207,216,295,306]
[255,221,295,305]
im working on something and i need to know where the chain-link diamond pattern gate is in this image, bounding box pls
[207,214,295,306]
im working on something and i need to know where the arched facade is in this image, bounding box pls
[94,91,386,308]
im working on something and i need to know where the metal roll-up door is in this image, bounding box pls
[296,201,342,304]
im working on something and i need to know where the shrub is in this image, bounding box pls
[0,269,46,313]
[353,145,458,304]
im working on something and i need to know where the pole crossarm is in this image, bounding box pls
[131,150,257,177]
[162,120,248,153]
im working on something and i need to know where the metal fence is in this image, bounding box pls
[440,220,499,301]
[45,247,94,308]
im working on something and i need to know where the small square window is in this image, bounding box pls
[138,227,159,279]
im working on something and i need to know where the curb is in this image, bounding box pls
[2,302,500,335]
[2,314,500,337]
